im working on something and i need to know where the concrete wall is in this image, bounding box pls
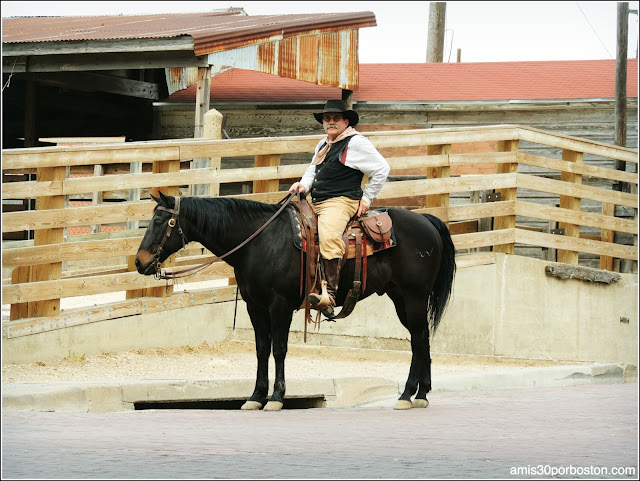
[230,254,638,365]
[3,254,637,366]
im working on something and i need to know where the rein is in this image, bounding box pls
[152,193,295,281]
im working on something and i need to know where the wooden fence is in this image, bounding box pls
[2,125,637,339]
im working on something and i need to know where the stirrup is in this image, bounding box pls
[308,280,332,309]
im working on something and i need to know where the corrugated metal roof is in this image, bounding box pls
[1,11,376,55]
[2,11,375,90]
[163,59,639,103]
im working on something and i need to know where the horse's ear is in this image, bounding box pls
[151,194,161,204]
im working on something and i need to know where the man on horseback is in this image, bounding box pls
[289,99,390,317]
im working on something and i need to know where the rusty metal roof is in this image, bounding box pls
[1,10,376,55]
[2,11,375,90]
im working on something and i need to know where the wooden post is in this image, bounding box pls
[556,149,583,265]
[10,266,30,320]
[470,190,491,252]
[253,154,281,194]
[600,202,615,270]
[615,2,628,152]
[426,2,446,63]
[423,144,451,213]
[26,166,66,318]
[125,159,181,300]
[126,162,141,230]
[91,164,104,233]
[192,66,212,197]
[203,109,224,197]
[493,140,519,254]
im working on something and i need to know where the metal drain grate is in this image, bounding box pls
[134,396,326,410]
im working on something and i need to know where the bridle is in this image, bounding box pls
[150,195,189,279]
[149,193,295,280]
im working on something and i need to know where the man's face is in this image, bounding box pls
[322,113,349,140]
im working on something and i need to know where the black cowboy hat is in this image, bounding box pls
[313,99,359,126]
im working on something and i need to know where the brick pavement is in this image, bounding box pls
[2,383,638,479]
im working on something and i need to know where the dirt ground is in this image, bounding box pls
[1,339,575,385]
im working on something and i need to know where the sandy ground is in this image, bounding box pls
[1,339,574,385]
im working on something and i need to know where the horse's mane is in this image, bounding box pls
[181,196,281,240]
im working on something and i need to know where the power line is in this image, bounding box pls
[576,2,614,59]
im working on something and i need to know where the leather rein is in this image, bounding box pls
[151,193,295,281]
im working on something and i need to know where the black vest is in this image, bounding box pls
[310,136,363,203]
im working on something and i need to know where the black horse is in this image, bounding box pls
[135,192,456,411]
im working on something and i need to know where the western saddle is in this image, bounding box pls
[291,194,394,341]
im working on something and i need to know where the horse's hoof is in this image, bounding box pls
[240,400,263,410]
[412,398,429,408]
[394,399,413,410]
[263,401,283,411]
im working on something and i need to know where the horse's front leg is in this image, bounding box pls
[241,303,271,410]
[263,298,294,411]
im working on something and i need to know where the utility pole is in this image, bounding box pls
[614,2,628,152]
[427,2,446,63]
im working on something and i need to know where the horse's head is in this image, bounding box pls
[135,192,188,276]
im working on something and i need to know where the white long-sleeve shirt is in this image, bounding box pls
[299,134,390,205]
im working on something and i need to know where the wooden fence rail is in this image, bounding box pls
[2,125,637,338]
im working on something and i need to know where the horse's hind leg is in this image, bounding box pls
[389,290,431,410]
[241,304,271,410]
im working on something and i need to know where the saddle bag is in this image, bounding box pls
[360,211,392,244]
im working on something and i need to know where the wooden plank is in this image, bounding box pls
[2,237,142,267]
[516,173,637,208]
[455,252,497,268]
[449,220,478,235]
[451,229,516,251]
[379,173,517,199]
[518,152,638,185]
[515,229,636,260]
[1,146,180,170]
[3,164,307,200]
[414,200,517,224]
[37,72,160,100]
[179,135,322,160]
[3,37,196,56]
[515,200,637,235]
[2,201,152,233]
[3,286,238,340]
[2,262,235,305]
[517,125,638,164]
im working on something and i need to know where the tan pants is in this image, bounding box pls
[312,196,360,260]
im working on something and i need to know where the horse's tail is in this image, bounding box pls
[423,214,456,333]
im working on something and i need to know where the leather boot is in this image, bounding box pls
[308,258,341,316]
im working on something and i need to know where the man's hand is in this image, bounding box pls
[357,198,370,217]
[289,182,306,194]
